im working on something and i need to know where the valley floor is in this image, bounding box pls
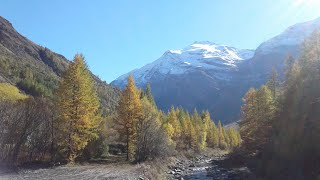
[0,162,156,180]
[0,154,168,180]
[0,149,254,180]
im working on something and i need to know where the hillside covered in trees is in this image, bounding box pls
[238,31,320,179]
[0,16,119,114]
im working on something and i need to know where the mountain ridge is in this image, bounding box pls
[112,17,320,123]
[255,16,320,55]
[112,41,255,88]
[0,16,120,114]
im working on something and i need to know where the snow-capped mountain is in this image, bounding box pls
[248,17,320,75]
[112,42,254,88]
[111,17,320,124]
[256,17,320,55]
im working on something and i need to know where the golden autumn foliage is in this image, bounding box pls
[115,75,142,161]
[218,121,227,149]
[206,120,219,148]
[164,123,175,143]
[56,54,101,163]
[167,107,181,141]
[239,31,320,178]
[227,128,241,147]
[240,85,275,154]
[160,106,240,152]
[113,79,240,161]
[0,83,28,101]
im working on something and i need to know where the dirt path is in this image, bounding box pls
[0,163,151,180]
[0,153,169,180]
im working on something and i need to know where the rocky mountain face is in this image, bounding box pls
[112,42,254,88]
[112,17,320,124]
[0,16,120,113]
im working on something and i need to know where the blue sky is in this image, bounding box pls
[1,0,320,82]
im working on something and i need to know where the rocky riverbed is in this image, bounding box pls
[167,153,253,180]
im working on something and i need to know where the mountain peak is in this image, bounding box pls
[257,16,320,54]
[168,42,254,61]
[192,41,217,45]
[112,42,255,88]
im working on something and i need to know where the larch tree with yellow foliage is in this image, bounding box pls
[115,75,142,161]
[227,128,241,147]
[167,107,181,142]
[218,121,227,149]
[207,121,219,148]
[199,111,210,150]
[56,54,101,164]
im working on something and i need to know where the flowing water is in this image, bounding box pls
[168,156,252,180]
